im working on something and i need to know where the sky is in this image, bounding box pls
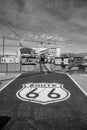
[0,0,87,54]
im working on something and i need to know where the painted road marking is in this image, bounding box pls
[0,72,87,129]
[16,82,70,105]
[0,73,22,91]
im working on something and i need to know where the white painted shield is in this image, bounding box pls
[16,83,70,105]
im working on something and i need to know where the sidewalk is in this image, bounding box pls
[71,74,87,93]
[0,73,19,91]
[0,73,19,81]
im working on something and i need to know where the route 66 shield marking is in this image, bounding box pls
[16,83,70,105]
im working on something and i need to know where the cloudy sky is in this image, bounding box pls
[0,0,87,54]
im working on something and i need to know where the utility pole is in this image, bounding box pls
[3,36,5,56]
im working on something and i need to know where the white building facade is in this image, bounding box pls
[1,56,20,63]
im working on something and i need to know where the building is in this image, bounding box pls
[1,55,20,63]
[41,48,60,57]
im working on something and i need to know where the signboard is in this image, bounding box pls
[1,56,18,63]
[55,57,69,65]
[55,58,62,65]
[21,57,36,65]
[64,58,68,65]
[20,47,35,57]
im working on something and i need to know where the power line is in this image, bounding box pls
[0,1,49,17]
[27,0,49,15]
[0,2,21,39]
[0,0,49,42]
[0,18,21,39]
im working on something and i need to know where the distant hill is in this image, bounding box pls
[61,53,87,57]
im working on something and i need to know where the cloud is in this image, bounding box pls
[0,0,87,34]
[0,0,25,12]
[13,0,25,12]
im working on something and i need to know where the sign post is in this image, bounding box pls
[6,63,8,75]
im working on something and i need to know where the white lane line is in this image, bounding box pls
[0,73,22,92]
[67,73,87,96]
